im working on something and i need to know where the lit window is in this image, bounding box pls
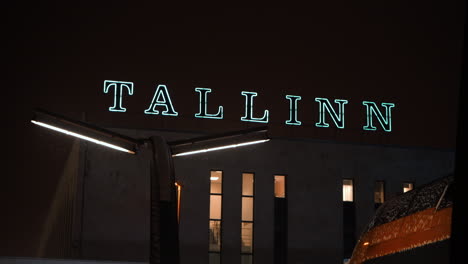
[242,173,254,196]
[241,222,254,253]
[343,179,354,202]
[242,197,254,221]
[210,195,222,219]
[274,175,286,198]
[403,182,414,193]
[241,173,254,263]
[209,171,223,264]
[209,220,221,252]
[374,181,385,204]
[210,171,222,194]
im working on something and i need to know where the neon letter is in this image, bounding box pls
[285,95,302,125]
[315,98,348,129]
[362,101,395,132]
[103,80,134,112]
[241,91,269,123]
[194,88,223,119]
[144,84,178,116]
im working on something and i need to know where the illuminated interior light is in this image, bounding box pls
[241,91,269,123]
[144,84,179,116]
[173,139,270,157]
[362,101,395,132]
[103,80,134,112]
[315,98,348,129]
[363,242,370,246]
[210,176,220,181]
[195,87,224,119]
[175,182,182,223]
[31,120,135,154]
[285,95,302,125]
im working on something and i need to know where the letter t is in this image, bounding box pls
[103,80,134,112]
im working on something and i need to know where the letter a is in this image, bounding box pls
[144,84,178,116]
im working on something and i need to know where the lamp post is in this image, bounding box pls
[31,108,269,264]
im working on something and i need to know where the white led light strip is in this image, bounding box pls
[173,139,270,157]
[31,120,135,154]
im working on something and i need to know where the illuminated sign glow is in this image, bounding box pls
[103,80,396,132]
[195,88,224,119]
[144,84,179,116]
[363,101,395,132]
[315,98,348,129]
[241,91,269,123]
[285,95,302,126]
[103,80,134,112]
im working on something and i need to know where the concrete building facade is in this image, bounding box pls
[45,129,454,264]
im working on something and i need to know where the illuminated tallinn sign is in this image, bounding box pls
[103,80,395,132]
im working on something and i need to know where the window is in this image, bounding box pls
[274,175,287,264]
[274,175,286,198]
[342,178,356,258]
[374,181,385,204]
[241,173,254,264]
[209,171,223,264]
[403,182,414,193]
[342,179,354,202]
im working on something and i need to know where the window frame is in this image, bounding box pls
[241,172,255,263]
[403,182,414,193]
[342,178,354,202]
[209,170,224,263]
[374,180,386,204]
[274,174,287,199]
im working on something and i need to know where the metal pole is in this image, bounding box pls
[149,136,180,264]
[450,12,467,264]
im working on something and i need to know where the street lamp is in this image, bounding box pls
[31,108,270,264]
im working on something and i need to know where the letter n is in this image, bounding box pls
[315,98,348,129]
[362,101,395,132]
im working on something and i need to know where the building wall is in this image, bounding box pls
[4,2,464,258]
[77,129,454,264]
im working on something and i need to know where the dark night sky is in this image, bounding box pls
[2,1,465,257]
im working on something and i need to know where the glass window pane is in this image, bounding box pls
[242,173,254,196]
[241,254,253,264]
[210,195,222,220]
[241,222,253,253]
[403,182,414,193]
[343,179,353,202]
[274,175,286,198]
[209,220,222,252]
[242,197,254,221]
[210,171,223,194]
[374,181,385,203]
[209,252,221,264]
